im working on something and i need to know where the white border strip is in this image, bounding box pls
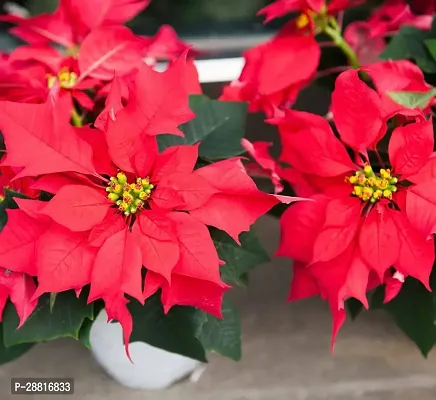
[193,57,244,83]
[155,57,245,84]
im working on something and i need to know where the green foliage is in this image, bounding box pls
[387,89,436,109]
[347,274,436,356]
[211,227,270,286]
[129,294,208,362]
[129,293,242,362]
[383,278,436,356]
[2,290,94,347]
[198,297,242,360]
[158,95,248,159]
[382,19,436,73]
[0,325,34,365]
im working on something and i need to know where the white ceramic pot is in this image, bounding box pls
[89,309,206,390]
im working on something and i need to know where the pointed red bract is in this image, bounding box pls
[144,271,228,318]
[90,228,143,303]
[132,211,180,283]
[331,69,385,151]
[276,110,355,177]
[169,212,223,285]
[277,195,329,262]
[88,213,125,247]
[310,198,361,264]
[33,224,97,299]
[358,206,400,280]
[152,144,199,182]
[0,210,48,275]
[104,55,195,172]
[392,212,434,290]
[406,182,436,237]
[190,158,286,242]
[0,268,37,328]
[388,121,434,177]
[94,78,124,132]
[0,97,96,178]
[102,293,134,361]
[41,185,111,231]
[78,26,146,81]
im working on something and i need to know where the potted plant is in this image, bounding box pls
[1,0,436,391]
[221,0,436,356]
[0,0,300,389]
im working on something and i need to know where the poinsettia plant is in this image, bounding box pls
[0,0,302,364]
[2,0,436,368]
[223,0,436,356]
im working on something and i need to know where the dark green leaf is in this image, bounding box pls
[2,290,94,347]
[383,278,436,356]
[425,39,436,63]
[0,324,34,364]
[345,298,364,320]
[382,26,436,73]
[158,95,248,159]
[129,295,207,362]
[211,227,270,286]
[387,89,436,109]
[198,297,241,361]
[78,318,94,349]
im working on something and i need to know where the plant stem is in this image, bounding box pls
[323,25,360,69]
[316,65,351,78]
[71,107,83,127]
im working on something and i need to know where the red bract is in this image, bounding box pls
[257,0,363,23]
[0,56,298,355]
[345,0,433,65]
[0,0,150,47]
[0,267,37,328]
[0,167,39,199]
[364,60,435,111]
[220,34,320,117]
[276,69,436,346]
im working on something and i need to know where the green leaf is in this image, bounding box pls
[0,324,34,364]
[211,227,270,286]
[0,189,29,230]
[387,89,436,109]
[78,318,94,349]
[381,26,436,73]
[2,290,94,347]
[425,38,436,62]
[383,278,436,356]
[158,95,248,160]
[345,297,364,320]
[198,297,241,361]
[129,295,207,362]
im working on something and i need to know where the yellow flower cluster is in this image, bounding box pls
[346,165,398,203]
[106,172,154,216]
[47,67,78,89]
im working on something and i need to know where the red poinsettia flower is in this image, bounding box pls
[275,69,436,346]
[0,267,37,328]
[220,33,320,117]
[0,24,151,108]
[0,0,150,48]
[345,0,433,65]
[0,55,297,356]
[257,0,364,24]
